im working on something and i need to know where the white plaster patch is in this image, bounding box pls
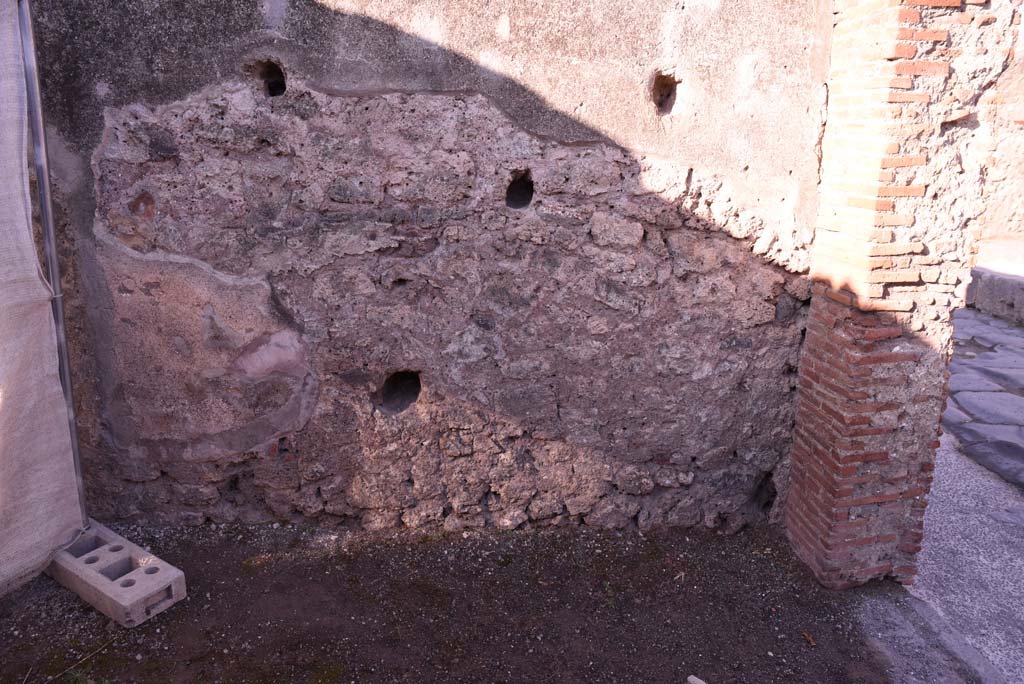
[262,0,287,30]
[734,54,762,98]
[234,330,306,379]
[477,50,520,78]
[410,7,446,47]
[658,4,684,64]
[44,125,85,194]
[637,156,688,199]
[685,0,723,12]
[496,13,511,41]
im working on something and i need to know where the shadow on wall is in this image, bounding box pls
[37,0,817,533]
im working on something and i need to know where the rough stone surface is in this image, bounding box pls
[12,0,843,536]
[81,77,808,530]
[23,0,835,532]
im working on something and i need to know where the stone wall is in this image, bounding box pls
[33,0,831,530]
[974,48,1024,246]
[966,39,1024,324]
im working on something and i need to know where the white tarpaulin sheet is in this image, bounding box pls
[0,1,84,594]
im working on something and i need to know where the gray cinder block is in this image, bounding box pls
[47,520,186,627]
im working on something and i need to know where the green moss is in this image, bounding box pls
[309,662,348,682]
[241,553,274,573]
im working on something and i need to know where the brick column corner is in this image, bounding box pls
[784,0,1018,588]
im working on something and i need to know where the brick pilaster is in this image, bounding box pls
[785,0,1009,588]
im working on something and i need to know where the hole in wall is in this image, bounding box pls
[379,371,422,415]
[749,471,777,517]
[651,72,679,116]
[256,60,287,97]
[505,170,534,209]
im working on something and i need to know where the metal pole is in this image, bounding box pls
[18,0,89,531]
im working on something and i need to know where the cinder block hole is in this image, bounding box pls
[121,579,136,588]
[651,72,679,116]
[379,370,421,415]
[99,556,142,582]
[505,170,534,209]
[145,566,160,575]
[84,556,99,565]
[108,544,124,552]
[256,60,287,97]
[145,587,175,616]
[67,534,105,558]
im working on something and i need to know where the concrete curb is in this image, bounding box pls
[902,594,1007,684]
[967,267,1024,327]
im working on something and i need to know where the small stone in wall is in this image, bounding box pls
[439,430,474,458]
[590,212,644,248]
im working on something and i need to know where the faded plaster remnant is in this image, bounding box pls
[410,7,447,47]
[495,14,511,42]
[262,0,288,29]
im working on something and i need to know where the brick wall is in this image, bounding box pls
[786,0,1020,588]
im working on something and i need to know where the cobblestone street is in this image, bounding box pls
[944,308,1024,488]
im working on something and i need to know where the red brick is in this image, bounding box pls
[895,60,950,76]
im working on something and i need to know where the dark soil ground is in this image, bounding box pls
[0,523,976,683]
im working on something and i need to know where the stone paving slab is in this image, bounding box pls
[972,367,1024,394]
[952,422,1024,446]
[943,402,972,426]
[953,392,1024,426]
[973,353,1024,369]
[948,372,1003,393]
[966,441,1024,487]
[944,308,1024,489]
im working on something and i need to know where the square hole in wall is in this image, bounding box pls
[651,72,680,116]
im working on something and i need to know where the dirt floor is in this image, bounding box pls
[0,523,984,683]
